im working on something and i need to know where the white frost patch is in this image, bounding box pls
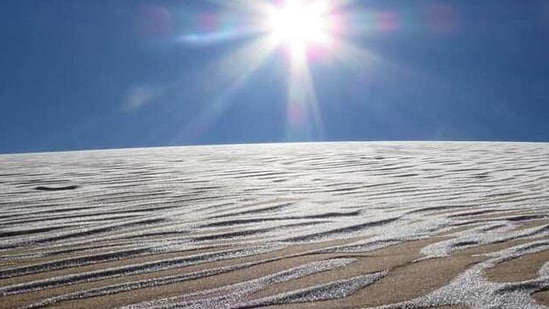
[119,258,358,309]
[370,240,549,309]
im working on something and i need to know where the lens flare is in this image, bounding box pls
[142,1,457,143]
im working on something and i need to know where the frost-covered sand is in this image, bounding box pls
[0,142,548,309]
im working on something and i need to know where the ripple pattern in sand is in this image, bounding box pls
[0,142,548,309]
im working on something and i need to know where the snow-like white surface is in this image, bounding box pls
[0,142,548,308]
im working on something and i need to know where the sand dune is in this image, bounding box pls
[0,142,548,308]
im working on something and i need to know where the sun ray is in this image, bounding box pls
[161,0,392,144]
[286,41,324,140]
[205,0,275,14]
[173,36,277,143]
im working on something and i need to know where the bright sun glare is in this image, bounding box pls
[172,0,348,140]
[267,0,335,57]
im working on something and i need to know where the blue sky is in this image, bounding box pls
[1,0,548,154]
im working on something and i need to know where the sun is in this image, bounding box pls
[266,0,336,57]
[169,0,349,141]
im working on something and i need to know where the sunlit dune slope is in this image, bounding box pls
[0,142,548,309]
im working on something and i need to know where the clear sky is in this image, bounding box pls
[1,0,548,154]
